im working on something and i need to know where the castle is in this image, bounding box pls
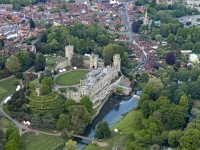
[54,44,131,103]
[66,48,122,103]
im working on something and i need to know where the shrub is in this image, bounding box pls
[26,90,31,96]
[15,72,23,79]
[8,105,14,111]
[13,80,20,86]
[0,70,11,79]
[16,99,23,108]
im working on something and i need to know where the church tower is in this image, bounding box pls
[65,44,74,66]
[143,9,148,25]
[113,54,121,72]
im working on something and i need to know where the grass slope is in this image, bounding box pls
[0,77,19,102]
[21,133,66,150]
[55,70,88,86]
[111,109,142,137]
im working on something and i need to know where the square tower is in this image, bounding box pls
[65,45,74,66]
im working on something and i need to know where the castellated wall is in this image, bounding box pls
[54,59,69,71]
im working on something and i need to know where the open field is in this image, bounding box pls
[0,77,19,102]
[55,70,88,86]
[84,132,126,150]
[21,132,66,150]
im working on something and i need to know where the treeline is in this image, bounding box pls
[35,23,132,75]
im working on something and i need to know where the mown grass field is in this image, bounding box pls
[55,70,88,86]
[0,77,19,102]
[21,132,66,150]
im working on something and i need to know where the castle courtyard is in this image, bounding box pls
[55,70,88,86]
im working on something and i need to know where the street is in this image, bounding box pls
[123,2,147,75]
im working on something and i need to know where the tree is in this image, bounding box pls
[179,128,200,150]
[166,33,174,44]
[16,52,30,71]
[140,72,149,82]
[132,22,141,33]
[65,99,76,110]
[68,105,92,134]
[102,44,115,65]
[56,114,70,130]
[155,34,162,43]
[6,56,21,73]
[165,52,175,65]
[116,87,123,93]
[115,23,121,31]
[38,6,44,11]
[63,140,78,150]
[94,121,111,139]
[29,18,35,28]
[80,96,93,113]
[5,140,19,150]
[6,128,15,139]
[179,95,189,112]
[34,53,46,72]
[71,54,83,67]
[168,130,183,148]
[40,77,53,94]
[8,131,23,148]
[193,41,200,53]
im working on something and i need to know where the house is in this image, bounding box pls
[180,50,192,56]
[35,26,46,33]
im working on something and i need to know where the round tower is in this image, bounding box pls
[113,54,121,72]
[65,45,74,66]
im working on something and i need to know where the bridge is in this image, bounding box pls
[61,130,108,147]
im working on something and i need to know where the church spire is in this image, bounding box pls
[143,8,148,25]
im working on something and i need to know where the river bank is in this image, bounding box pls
[76,94,139,149]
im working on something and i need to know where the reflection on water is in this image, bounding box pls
[76,94,139,149]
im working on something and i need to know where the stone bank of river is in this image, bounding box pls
[76,94,139,149]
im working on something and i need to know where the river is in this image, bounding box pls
[75,94,139,149]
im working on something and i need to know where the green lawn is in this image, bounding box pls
[0,117,18,133]
[55,70,88,86]
[21,132,66,150]
[84,132,126,150]
[0,77,19,102]
[111,109,142,137]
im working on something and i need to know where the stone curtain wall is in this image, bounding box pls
[54,59,69,71]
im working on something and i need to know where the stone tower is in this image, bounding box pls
[65,44,74,66]
[89,53,98,69]
[113,54,121,72]
[143,9,148,25]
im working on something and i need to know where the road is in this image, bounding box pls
[123,2,147,74]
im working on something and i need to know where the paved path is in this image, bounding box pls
[0,75,14,82]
